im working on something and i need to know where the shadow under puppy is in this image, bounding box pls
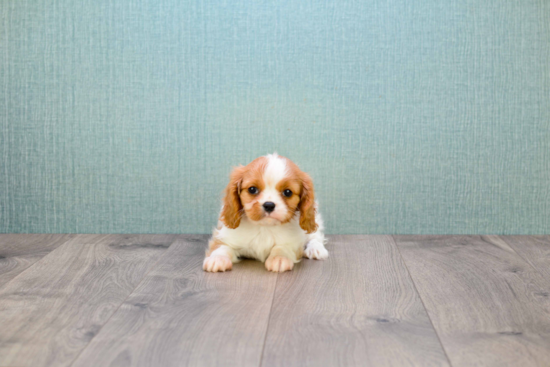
[204,153,328,273]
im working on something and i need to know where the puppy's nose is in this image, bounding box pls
[263,202,276,213]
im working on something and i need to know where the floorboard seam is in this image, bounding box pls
[257,273,279,367]
[390,235,455,367]
[0,234,77,292]
[66,235,179,367]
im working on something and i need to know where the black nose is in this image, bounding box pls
[263,202,276,213]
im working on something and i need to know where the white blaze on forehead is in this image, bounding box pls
[253,153,290,223]
[263,153,287,187]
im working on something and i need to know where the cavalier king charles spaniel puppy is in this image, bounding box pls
[204,153,328,273]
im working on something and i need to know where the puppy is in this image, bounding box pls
[204,153,328,273]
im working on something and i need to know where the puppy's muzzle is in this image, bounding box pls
[262,202,276,213]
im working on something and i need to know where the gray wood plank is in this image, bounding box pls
[0,234,175,367]
[499,236,550,284]
[261,235,450,367]
[70,235,278,367]
[394,235,550,367]
[0,234,74,289]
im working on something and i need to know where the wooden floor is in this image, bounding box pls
[0,235,549,367]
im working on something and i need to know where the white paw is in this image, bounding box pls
[203,256,232,272]
[265,256,294,272]
[304,241,329,260]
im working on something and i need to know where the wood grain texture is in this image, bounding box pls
[394,235,550,367]
[0,234,74,289]
[3,234,550,367]
[70,235,278,367]
[0,234,175,367]
[261,235,450,367]
[499,236,550,283]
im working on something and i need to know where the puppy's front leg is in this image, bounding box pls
[265,246,297,273]
[203,241,237,272]
[304,239,329,260]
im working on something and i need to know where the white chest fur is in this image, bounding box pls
[215,216,308,262]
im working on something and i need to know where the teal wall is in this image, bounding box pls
[1,0,549,234]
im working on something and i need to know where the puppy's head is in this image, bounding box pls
[220,153,317,233]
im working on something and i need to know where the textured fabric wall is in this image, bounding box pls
[1,0,549,234]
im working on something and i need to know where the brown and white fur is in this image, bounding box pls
[204,153,328,273]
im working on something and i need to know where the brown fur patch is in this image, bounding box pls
[297,172,317,233]
[280,157,318,233]
[220,165,246,228]
[237,157,268,222]
[246,201,265,221]
[276,177,302,224]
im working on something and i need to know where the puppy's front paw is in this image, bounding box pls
[203,256,232,272]
[304,241,329,260]
[265,256,294,272]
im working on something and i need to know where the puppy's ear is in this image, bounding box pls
[298,172,318,234]
[221,166,245,229]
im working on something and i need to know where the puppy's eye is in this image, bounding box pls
[248,186,259,194]
[282,189,293,197]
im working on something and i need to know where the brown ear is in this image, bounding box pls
[220,166,245,229]
[298,172,318,234]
